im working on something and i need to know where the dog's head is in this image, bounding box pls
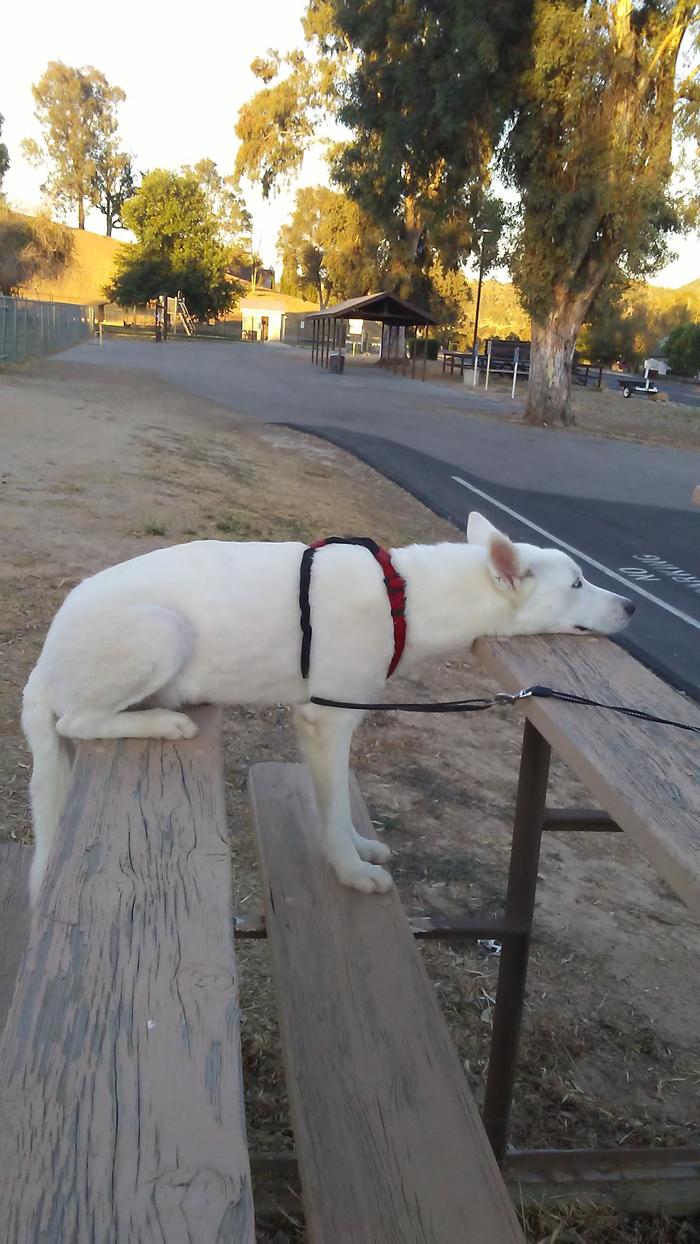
[466,512,635,636]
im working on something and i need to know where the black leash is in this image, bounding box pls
[310,685,700,734]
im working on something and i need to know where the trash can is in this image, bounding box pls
[329,352,345,374]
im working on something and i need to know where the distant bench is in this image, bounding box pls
[440,344,602,388]
[1,631,699,1236]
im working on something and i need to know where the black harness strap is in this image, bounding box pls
[300,537,404,680]
[299,545,316,680]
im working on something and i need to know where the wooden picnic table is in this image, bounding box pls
[440,348,472,375]
[2,631,699,1235]
[476,633,700,918]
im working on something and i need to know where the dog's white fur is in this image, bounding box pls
[22,512,633,903]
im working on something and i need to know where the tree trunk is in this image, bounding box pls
[525,314,579,426]
[78,200,85,230]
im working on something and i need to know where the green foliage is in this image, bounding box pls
[0,206,73,295]
[407,337,439,360]
[234,51,324,197]
[505,3,690,322]
[235,6,511,295]
[93,151,135,236]
[187,159,252,244]
[238,1,700,423]
[107,169,240,319]
[0,114,9,194]
[579,271,700,368]
[23,62,127,231]
[278,185,384,306]
[330,1,523,276]
[665,320,700,375]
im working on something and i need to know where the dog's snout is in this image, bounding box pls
[622,598,635,617]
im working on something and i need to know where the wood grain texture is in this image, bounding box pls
[476,635,700,916]
[0,843,31,1033]
[249,762,524,1244]
[0,706,254,1244]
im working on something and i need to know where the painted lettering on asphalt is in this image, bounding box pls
[618,554,700,593]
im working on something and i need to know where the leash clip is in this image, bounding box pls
[495,687,534,705]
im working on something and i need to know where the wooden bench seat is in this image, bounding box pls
[0,841,31,1032]
[249,762,524,1244]
[0,707,254,1243]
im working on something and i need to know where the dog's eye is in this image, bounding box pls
[572,578,583,590]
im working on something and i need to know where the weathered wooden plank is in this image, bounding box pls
[0,706,254,1244]
[250,1145,700,1219]
[504,1146,700,1216]
[249,762,524,1244]
[0,843,31,1033]
[476,635,700,916]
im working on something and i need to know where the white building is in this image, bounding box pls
[239,288,319,342]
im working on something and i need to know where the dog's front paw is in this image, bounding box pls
[352,832,392,865]
[151,710,199,740]
[334,859,393,895]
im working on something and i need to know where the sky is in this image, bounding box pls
[2,0,699,287]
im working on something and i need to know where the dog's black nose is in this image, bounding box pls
[623,599,636,617]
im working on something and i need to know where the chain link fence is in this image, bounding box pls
[0,296,95,366]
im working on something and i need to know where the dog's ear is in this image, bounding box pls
[467,511,500,546]
[485,531,529,591]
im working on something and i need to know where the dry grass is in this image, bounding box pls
[17,221,124,305]
[416,358,700,450]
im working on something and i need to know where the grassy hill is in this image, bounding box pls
[17,222,126,306]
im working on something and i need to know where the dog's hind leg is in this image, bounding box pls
[294,704,392,894]
[54,604,197,742]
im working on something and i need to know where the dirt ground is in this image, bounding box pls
[417,357,700,450]
[1,356,699,1243]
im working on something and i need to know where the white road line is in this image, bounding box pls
[451,474,700,633]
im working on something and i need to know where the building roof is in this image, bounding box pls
[307,291,439,327]
[240,288,319,314]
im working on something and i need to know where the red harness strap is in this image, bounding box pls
[300,537,407,680]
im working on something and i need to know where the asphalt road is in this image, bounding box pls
[66,338,700,699]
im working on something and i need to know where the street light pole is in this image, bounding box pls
[472,229,491,354]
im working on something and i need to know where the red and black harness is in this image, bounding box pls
[299,537,407,680]
[298,540,700,734]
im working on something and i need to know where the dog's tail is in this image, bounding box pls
[21,666,72,905]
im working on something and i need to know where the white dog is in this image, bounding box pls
[22,512,634,903]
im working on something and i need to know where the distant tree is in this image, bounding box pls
[0,207,73,294]
[0,114,9,195]
[278,185,384,307]
[234,46,330,198]
[93,148,135,236]
[665,320,700,375]
[505,2,699,424]
[578,275,642,367]
[236,2,700,426]
[189,159,252,242]
[23,62,126,230]
[107,169,241,319]
[235,10,510,306]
